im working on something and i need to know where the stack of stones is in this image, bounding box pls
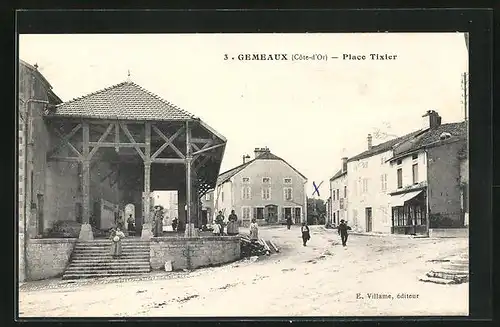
[420,252,469,284]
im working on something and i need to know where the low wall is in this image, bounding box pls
[150,236,240,271]
[26,238,77,281]
[429,228,469,238]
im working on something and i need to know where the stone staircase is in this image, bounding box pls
[420,253,469,284]
[62,239,151,280]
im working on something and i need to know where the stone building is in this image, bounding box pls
[213,147,307,227]
[328,157,348,226]
[18,60,227,281]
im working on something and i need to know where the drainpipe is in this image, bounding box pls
[424,149,430,237]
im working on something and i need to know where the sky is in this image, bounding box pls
[19,33,468,201]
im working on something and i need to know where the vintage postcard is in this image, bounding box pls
[18,32,469,317]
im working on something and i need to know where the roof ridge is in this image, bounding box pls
[129,82,195,118]
[57,81,129,107]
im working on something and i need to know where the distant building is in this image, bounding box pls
[201,190,214,225]
[328,157,348,226]
[213,147,308,227]
[330,110,468,235]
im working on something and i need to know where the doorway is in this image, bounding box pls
[365,207,373,232]
[284,207,292,222]
[36,194,44,236]
[265,205,278,223]
[201,209,208,226]
[294,207,302,224]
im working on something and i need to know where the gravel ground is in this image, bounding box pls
[18,225,468,317]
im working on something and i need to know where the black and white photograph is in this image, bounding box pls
[17,31,470,317]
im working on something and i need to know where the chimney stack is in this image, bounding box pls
[367,134,373,150]
[341,157,348,173]
[422,110,442,129]
[242,154,250,164]
[254,147,270,158]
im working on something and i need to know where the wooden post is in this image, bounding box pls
[141,122,153,240]
[79,122,93,240]
[185,121,193,237]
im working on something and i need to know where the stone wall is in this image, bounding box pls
[429,228,469,238]
[25,238,77,281]
[150,236,240,271]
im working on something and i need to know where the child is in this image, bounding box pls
[249,218,259,242]
[212,222,221,236]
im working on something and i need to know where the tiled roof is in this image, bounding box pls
[217,151,307,185]
[347,130,423,162]
[47,81,195,121]
[329,169,346,181]
[393,122,467,156]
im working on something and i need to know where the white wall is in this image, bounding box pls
[388,150,428,193]
[214,180,233,222]
[329,174,348,225]
[346,150,393,233]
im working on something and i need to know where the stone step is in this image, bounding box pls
[426,270,469,282]
[419,275,457,285]
[65,265,151,272]
[62,271,150,280]
[68,260,150,266]
[72,249,150,253]
[71,257,149,262]
[72,253,149,257]
[439,265,469,273]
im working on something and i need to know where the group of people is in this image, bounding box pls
[300,219,351,247]
[212,210,240,236]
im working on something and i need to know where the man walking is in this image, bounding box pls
[337,219,352,247]
[301,222,311,246]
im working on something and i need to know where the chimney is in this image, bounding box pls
[422,110,442,129]
[242,154,250,164]
[341,157,348,173]
[367,134,373,150]
[254,147,270,158]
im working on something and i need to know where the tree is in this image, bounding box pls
[307,198,326,225]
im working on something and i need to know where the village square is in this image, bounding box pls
[18,33,469,317]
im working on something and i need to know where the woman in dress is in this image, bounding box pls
[110,227,126,258]
[249,218,259,242]
[226,210,239,236]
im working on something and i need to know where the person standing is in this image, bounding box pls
[215,210,226,235]
[172,217,178,231]
[249,218,259,242]
[110,227,126,258]
[227,210,239,236]
[286,215,292,230]
[337,219,352,247]
[212,221,221,236]
[301,222,311,246]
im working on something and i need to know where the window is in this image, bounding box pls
[221,192,224,202]
[332,190,336,201]
[362,178,369,193]
[262,188,271,200]
[381,174,387,192]
[241,186,251,200]
[333,212,336,224]
[284,187,293,201]
[397,159,402,165]
[262,177,271,184]
[412,164,418,184]
[397,168,403,189]
[242,207,251,219]
[344,186,347,198]
[392,205,426,227]
[336,189,339,199]
[339,198,344,209]
[254,207,264,219]
[205,193,211,201]
[242,177,250,183]
[380,156,385,165]
[412,153,418,160]
[284,178,292,184]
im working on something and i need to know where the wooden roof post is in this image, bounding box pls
[185,121,193,237]
[78,122,94,240]
[141,122,153,240]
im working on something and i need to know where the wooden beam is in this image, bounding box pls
[47,155,80,162]
[89,142,147,147]
[52,127,83,159]
[193,156,211,173]
[114,123,120,152]
[82,123,91,224]
[151,124,185,159]
[190,138,213,143]
[151,158,185,164]
[191,142,201,152]
[88,123,113,160]
[185,121,193,236]
[48,123,82,157]
[120,122,146,161]
[192,143,225,156]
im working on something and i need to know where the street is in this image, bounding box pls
[19,226,468,317]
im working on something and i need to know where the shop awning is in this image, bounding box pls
[391,190,424,207]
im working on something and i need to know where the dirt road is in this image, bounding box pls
[19,226,468,317]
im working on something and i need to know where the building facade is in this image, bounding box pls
[330,110,468,236]
[328,157,348,226]
[213,147,307,227]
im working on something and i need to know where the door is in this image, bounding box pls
[284,207,292,223]
[201,210,208,226]
[365,207,372,232]
[265,205,278,223]
[36,194,44,235]
[294,207,301,224]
